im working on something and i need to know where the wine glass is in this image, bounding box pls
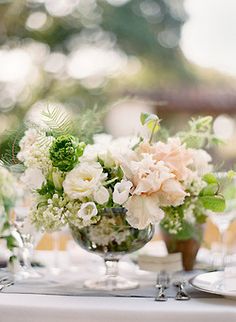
[209,172,236,269]
[13,206,43,280]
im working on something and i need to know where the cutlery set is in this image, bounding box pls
[155,271,191,301]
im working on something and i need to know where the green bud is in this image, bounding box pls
[52,170,64,190]
[49,134,86,172]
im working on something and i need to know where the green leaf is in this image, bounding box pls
[200,183,219,196]
[5,235,18,251]
[194,116,212,130]
[140,112,150,125]
[42,106,74,137]
[199,195,226,212]
[140,112,160,133]
[203,173,218,184]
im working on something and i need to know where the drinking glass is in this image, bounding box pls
[14,206,42,280]
[209,172,236,269]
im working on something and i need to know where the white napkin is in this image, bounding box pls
[138,253,182,272]
[224,266,236,291]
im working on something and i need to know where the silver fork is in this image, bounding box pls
[0,277,14,292]
[155,271,170,302]
[174,280,191,301]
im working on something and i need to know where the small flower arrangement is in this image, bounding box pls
[15,108,225,239]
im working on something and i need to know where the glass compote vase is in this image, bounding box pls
[70,207,154,290]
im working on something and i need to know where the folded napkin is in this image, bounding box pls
[224,266,236,291]
[138,253,182,272]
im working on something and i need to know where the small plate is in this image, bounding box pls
[189,271,236,300]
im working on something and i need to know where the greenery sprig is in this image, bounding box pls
[177,116,224,149]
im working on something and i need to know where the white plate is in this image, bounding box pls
[189,271,236,300]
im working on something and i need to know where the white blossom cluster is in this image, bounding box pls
[30,194,67,232]
[17,128,54,176]
[65,200,100,229]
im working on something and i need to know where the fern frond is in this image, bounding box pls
[0,125,26,173]
[74,105,107,143]
[41,106,74,137]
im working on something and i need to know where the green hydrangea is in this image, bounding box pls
[49,134,85,172]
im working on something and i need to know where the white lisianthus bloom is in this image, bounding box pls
[77,202,98,220]
[63,162,107,200]
[125,194,164,229]
[113,180,133,205]
[93,186,110,205]
[21,167,46,190]
[80,144,101,163]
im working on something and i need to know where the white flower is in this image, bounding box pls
[113,180,133,205]
[63,162,107,200]
[21,167,45,190]
[190,149,213,176]
[17,128,54,175]
[125,194,164,229]
[93,134,113,145]
[80,135,139,168]
[77,202,98,220]
[80,144,101,163]
[93,186,110,205]
[17,128,40,162]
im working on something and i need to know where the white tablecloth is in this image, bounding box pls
[0,294,235,322]
[1,247,236,322]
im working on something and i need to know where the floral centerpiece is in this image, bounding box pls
[13,108,225,287]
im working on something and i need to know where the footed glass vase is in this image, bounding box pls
[70,207,154,290]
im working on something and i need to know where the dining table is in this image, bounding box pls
[0,248,235,322]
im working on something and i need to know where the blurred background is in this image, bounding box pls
[0,0,236,255]
[0,0,236,167]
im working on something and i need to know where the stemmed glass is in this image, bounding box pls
[209,172,236,269]
[13,206,42,280]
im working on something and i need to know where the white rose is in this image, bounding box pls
[125,194,164,229]
[93,186,110,205]
[63,162,107,200]
[21,167,45,190]
[113,180,133,205]
[78,202,98,220]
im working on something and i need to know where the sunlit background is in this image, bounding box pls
[0,0,236,167]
